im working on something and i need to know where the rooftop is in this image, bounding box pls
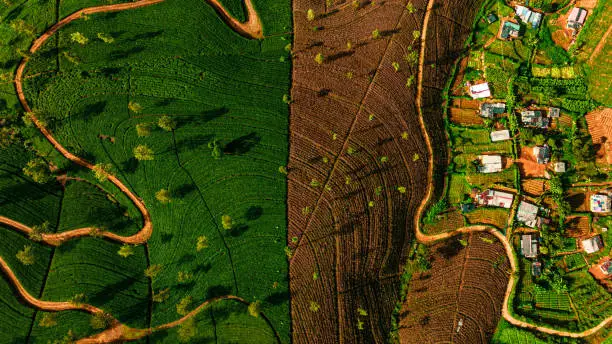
[568,7,587,29]
[582,235,603,254]
[521,234,538,258]
[517,201,539,227]
[469,83,491,99]
[490,130,511,142]
[478,155,503,173]
[480,102,506,118]
[533,145,551,165]
[476,189,514,208]
[591,194,611,213]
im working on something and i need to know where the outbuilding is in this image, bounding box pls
[517,201,539,227]
[567,7,588,29]
[477,155,503,173]
[582,235,603,254]
[469,83,491,99]
[591,194,612,213]
[490,130,511,142]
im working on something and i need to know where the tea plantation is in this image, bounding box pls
[0,0,291,342]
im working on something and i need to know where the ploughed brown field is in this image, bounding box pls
[288,0,484,342]
[399,233,511,344]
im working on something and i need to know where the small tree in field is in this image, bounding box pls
[307,9,315,21]
[248,301,261,317]
[133,145,154,161]
[406,2,416,13]
[90,312,113,330]
[176,296,193,315]
[144,264,162,279]
[16,245,35,265]
[158,115,177,131]
[221,215,233,230]
[314,53,324,65]
[70,293,87,306]
[38,313,57,328]
[23,159,51,184]
[196,235,209,251]
[152,288,170,303]
[155,189,172,204]
[136,122,153,137]
[128,101,142,113]
[29,221,50,242]
[309,301,320,312]
[371,29,380,39]
[178,317,197,343]
[70,32,88,45]
[392,61,400,72]
[93,163,112,182]
[97,32,114,43]
[117,244,134,258]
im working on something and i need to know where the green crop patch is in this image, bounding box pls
[6,0,292,341]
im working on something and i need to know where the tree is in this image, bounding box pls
[357,307,368,316]
[404,50,418,66]
[176,296,193,315]
[152,288,170,303]
[38,313,57,327]
[534,134,546,146]
[178,317,197,342]
[278,166,288,175]
[412,30,421,41]
[196,235,209,251]
[96,32,114,43]
[90,312,113,330]
[0,127,18,148]
[406,1,416,13]
[397,186,406,194]
[23,159,51,183]
[307,9,315,21]
[392,61,400,72]
[128,101,142,113]
[405,75,415,88]
[136,122,153,137]
[70,32,89,45]
[144,264,162,279]
[346,40,353,50]
[314,52,324,65]
[93,163,112,182]
[248,301,261,317]
[117,245,134,258]
[133,144,154,160]
[29,221,50,242]
[208,139,223,159]
[221,215,233,230]
[158,115,177,131]
[372,29,380,39]
[70,293,87,306]
[309,301,320,312]
[16,245,35,265]
[177,271,193,284]
[10,19,36,37]
[155,189,172,204]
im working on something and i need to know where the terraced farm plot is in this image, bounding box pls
[2,0,293,341]
[399,232,510,344]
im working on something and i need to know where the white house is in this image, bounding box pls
[567,7,588,29]
[478,155,503,173]
[582,235,603,254]
[476,189,514,208]
[469,83,491,99]
[490,130,511,142]
[517,201,539,227]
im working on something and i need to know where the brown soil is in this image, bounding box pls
[577,0,599,10]
[586,108,612,164]
[515,147,547,178]
[399,232,510,344]
[522,178,550,197]
[565,215,592,238]
[288,0,431,342]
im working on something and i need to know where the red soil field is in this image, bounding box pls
[522,178,550,197]
[586,108,612,165]
[288,0,484,342]
[398,232,510,344]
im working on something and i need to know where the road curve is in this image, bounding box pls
[413,0,612,339]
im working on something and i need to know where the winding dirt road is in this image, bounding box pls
[1,0,269,342]
[413,0,612,339]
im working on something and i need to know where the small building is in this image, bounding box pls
[582,235,603,254]
[553,162,566,173]
[478,155,503,173]
[591,194,612,213]
[500,21,521,39]
[476,189,514,208]
[486,13,499,24]
[521,234,538,258]
[491,130,511,142]
[521,110,549,128]
[469,82,491,99]
[600,260,612,275]
[480,102,506,118]
[517,201,539,227]
[548,107,560,118]
[533,145,551,164]
[515,5,543,28]
[532,261,542,277]
[567,7,588,30]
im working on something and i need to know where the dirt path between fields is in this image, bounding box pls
[2,0,270,342]
[413,0,612,339]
